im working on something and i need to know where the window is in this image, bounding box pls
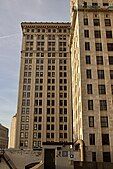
[64,133,67,138]
[102,134,109,145]
[21,116,25,122]
[38,124,41,130]
[86,69,92,79]
[39,108,42,114]
[86,55,91,64]
[105,19,111,26]
[85,42,90,50]
[51,117,54,122]
[111,85,113,94]
[33,133,37,139]
[96,56,103,65]
[83,1,87,7]
[107,43,113,51]
[64,108,67,114]
[89,116,94,127]
[38,133,41,138]
[34,116,37,122]
[64,125,67,130]
[47,133,50,138]
[25,132,28,138]
[21,124,24,130]
[84,18,88,25]
[60,108,63,114]
[92,3,98,6]
[52,100,55,106]
[106,31,112,38]
[100,100,107,111]
[110,70,113,79]
[60,117,63,122]
[87,84,92,94]
[84,30,89,38]
[47,117,50,122]
[47,100,50,106]
[51,108,55,114]
[51,133,54,138]
[92,152,96,162]
[39,116,42,122]
[88,100,93,110]
[60,133,63,138]
[60,125,63,130]
[101,117,108,127]
[47,125,50,130]
[98,85,106,94]
[103,152,111,162]
[93,19,100,26]
[103,3,109,6]
[109,56,113,64]
[39,100,42,106]
[95,43,102,51]
[97,70,104,79]
[89,134,95,145]
[20,132,24,138]
[94,30,101,38]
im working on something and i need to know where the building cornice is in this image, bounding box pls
[21,22,71,29]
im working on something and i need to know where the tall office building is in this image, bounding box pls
[15,22,72,149]
[70,0,113,162]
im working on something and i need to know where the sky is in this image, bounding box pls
[0,0,70,130]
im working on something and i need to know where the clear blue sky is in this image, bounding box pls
[0,0,70,129]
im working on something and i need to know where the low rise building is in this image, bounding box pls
[0,124,8,149]
[9,114,17,148]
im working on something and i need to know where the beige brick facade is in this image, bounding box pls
[15,22,72,149]
[0,124,8,149]
[70,0,113,162]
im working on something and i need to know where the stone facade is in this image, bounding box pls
[0,124,8,149]
[9,114,17,148]
[70,0,113,162]
[15,22,72,149]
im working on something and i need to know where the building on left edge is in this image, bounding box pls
[0,124,8,149]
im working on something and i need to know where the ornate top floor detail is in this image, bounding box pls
[21,22,71,30]
[72,3,113,13]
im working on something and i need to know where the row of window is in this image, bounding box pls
[89,116,108,127]
[88,100,107,111]
[46,133,67,139]
[84,30,113,38]
[89,133,110,145]
[34,108,67,115]
[34,116,42,122]
[23,84,67,92]
[85,42,113,51]
[46,124,67,131]
[92,152,111,162]
[47,92,67,98]
[87,84,113,95]
[86,69,113,79]
[87,84,108,94]
[84,18,111,26]
[36,35,67,41]
[25,52,67,58]
[86,55,113,65]
[36,47,67,52]
[83,2,110,7]
[33,132,68,139]
[46,100,67,106]
[26,28,69,33]
[21,107,30,114]
[24,64,67,72]
[24,58,67,65]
